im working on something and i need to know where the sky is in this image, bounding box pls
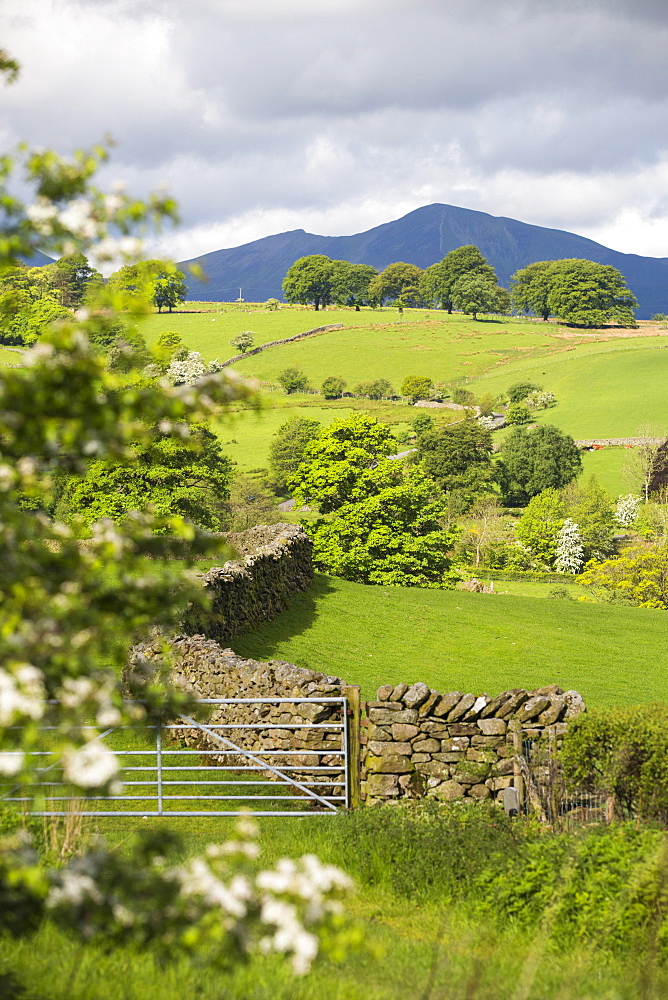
[3,0,668,264]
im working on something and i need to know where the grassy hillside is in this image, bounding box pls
[0,346,24,367]
[233,574,667,707]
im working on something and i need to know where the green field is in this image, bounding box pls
[0,346,24,367]
[233,574,667,707]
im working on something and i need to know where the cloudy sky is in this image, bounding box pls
[3,0,668,263]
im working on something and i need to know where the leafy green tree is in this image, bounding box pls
[306,466,458,587]
[56,424,232,531]
[321,375,346,399]
[451,273,499,320]
[268,416,322,491]
[3,297,69,346]
[230,330,255,353]
[510,261,556,320]
[401,375,434,403]
[507,382,541,404]
[546,259,638,327]
[282,254,336,310]
[153,268,188,313]
[506,401,533,425]
[289,412,397,513]
[438,246,497,313]
[419,261,449,309]
[353,378,394,399]
[452,387,476,406]
[477,393,496,417]
[50,252,103,307]
[331,261,377,310]
[367,262,423,306]
[562,475,616,560]
[107,259,164,298]
[411,412,434,436]
[154,331,185,368]
[516,488,566,566]
[415,418,496,504]
[499,425,582,503]
[277,366,310,393]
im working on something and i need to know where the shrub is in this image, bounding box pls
[506,401,533,425]
[230,330,255,353]
[321,375,346,399]
[452,387,476,406]
[265,298,280,310]
[507,381,542,404]
[353,378,394,399]
[277,366,310,394]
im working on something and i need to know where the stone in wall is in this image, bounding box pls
[359,684,585,806]
[181,523,313,642]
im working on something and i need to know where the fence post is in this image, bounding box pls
[157,717,163,816]
[511,721,524,812]
[343,685,361,810]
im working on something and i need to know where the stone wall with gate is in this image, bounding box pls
[136,633,587,809]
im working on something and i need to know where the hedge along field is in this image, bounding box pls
[470,334,668,439]
[232,574,668,707]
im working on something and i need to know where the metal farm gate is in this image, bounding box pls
[2,696,357,818]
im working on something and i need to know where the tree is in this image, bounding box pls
[437,246,497,314]
[507,382,541,405]
[321,375,346,399]
[499,425,582,503]
[352,378,394,399]
[451,273,499,320]
[153,268,188,313]
[268,416,322,491]
[331,261,377,310]
[623,425,667,502]
[562,475,616,560]
[411,412,434,436]
[547,259,638,327]
[289,412,397,513]
[616,494,642,527]
[225,471,280,531]
[277,366,310,394]
[306,467,458,588]
[419,261,449,309]
[56,424,233,531]
[458,496,506,567]
[50,252,103,307]
[510,261,556,320]
[579,544,668,608]
[230,330,255,353]
[506,401,533,425]
[401,375,433,403]
[282,254,336,310]
[367,262,423,306]
[415,418,497,504]
[554,518,585,573]
[516,488,566,566]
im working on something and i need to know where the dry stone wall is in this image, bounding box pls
[360,682,585,805]
[182,523,313,643]
[145,630,586,809]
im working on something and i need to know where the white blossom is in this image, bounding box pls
[0,750,24,775]
[63,740,119,788]
[616,493,642,527]
[0,664,46,726]
[48,870,103,908]
[554,518,585,574]
[166,351,208,386]
[57,198,100,240]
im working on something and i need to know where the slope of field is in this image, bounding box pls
[471,335,668,439]
[133,306,452,362]
[0,346,24,367]
[229,316,558,387]
[233,575,666,707]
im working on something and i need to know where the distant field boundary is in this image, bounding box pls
[219,323,344,368]
[576,437,663,448]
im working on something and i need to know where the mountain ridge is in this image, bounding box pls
[179,203,668,319]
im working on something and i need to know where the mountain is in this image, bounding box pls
[180,203,668,319]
